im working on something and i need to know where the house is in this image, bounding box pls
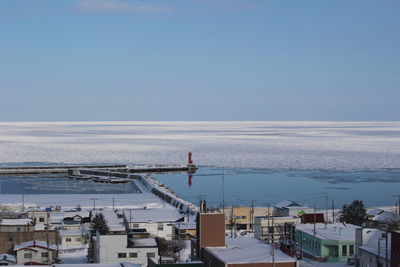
[92,209,126,234]
[59,229,90,246]
[274,200,314,217]
[172,222,197,240]
[366,210,400,230]
[14,240,57,265]
[0,254,16,265]
[218,206,272,230]
[300,213,325,224]
[254,216,299,242]
[93,233,159,267]
[355,228,390,267]
[202,237,297,267]
[27,210,49,225]
[63,211,91,230]
[296,223,359,263]
[0,219,56,253]
[123,208,185,240]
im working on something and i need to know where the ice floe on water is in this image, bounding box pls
[0,121,400,171]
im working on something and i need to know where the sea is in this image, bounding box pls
[0,121,399,209]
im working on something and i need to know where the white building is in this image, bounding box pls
[59,229,90,246]
[0,254,16,265]
[14,240,57,265]
[93,233,159,267]
[27,210,49,225]
[123,208,185,240]
[356,228,390,267]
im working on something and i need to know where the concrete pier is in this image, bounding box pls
[0,164,127,175]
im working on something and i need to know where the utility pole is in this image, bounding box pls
[112,197,115,211]
[396,195,400,215]
[272,215,275,267]
[250,200,254,230]
[46,211,50,265]
[332,199,335,223]
[22,195,25,211]
[324,192,328,223]
[267,203,270,243]
[90,198,98,210]
[221,167,225,210]
[313,205,317,262]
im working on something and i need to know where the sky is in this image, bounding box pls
[0,0,399,121]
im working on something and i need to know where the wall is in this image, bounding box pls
[95,234,159,267]
[127,221,174,240]
[16,247,56,265]
[0,229,56,254]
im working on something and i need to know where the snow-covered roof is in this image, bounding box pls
[14,240,57,251]
[367,208,384,217]
[296,223,359,241]
[359,229,391,260]
[371,211,400,224]
[0,254,16,263]
[64,211,90,218]
[0,218,33,225]
[123,207,185,223]
[172,222,196,230]
[275,200,300,209]
[205,238,296,263]
[129,238,157,247]
[93,209,125,232]
[59,229,91,236]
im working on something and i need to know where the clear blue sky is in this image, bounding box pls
[0,0,399,121]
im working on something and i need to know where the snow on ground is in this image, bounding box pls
[300,259,349,267]
[1,121,400,170]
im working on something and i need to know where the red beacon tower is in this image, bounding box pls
[188,151,193,165]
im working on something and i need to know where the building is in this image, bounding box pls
[93,233,159,267]
[391,230,400,267]
[274,200,314,217]
[0,219,56,253]
[93,209,126,234]
[254,216,299,242]
[296,223,359,263]
[202,238,297,267]
[194,213,225,260]
[27,210,49,225]
[124,208,185,240]
[366,210,400,230]
[172,222,197,240]
[0,254,16,265]
[219,206,272,230]
[14,240,57,265]
[59,229,90,246]
[355,228,390,267]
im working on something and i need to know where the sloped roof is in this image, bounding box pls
[0,254,16,263]
[275,200,300,209]
[1,218,33,225]
[359,229,391,260]
[14,240,57,251]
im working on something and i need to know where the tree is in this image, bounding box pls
[340,200,367,226]
[91,213,109,234]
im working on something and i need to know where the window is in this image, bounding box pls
[349,245,354,256]
[66,238,72,242]
[129,253,138,258]
[16,228,21,232]
[132,223,139,228]
[8,237,14,242]
[75,237,81,242]
[33,218,37,223]
[342,245,347,256]
[118,253,127,258]
[41,252,48,258]
[24,253,32,259]
[147,252,156,258]
[236,216,247,219]
[157,223,164,231]
[39,217,45,222]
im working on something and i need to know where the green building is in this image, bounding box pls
[295,223,359,263]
